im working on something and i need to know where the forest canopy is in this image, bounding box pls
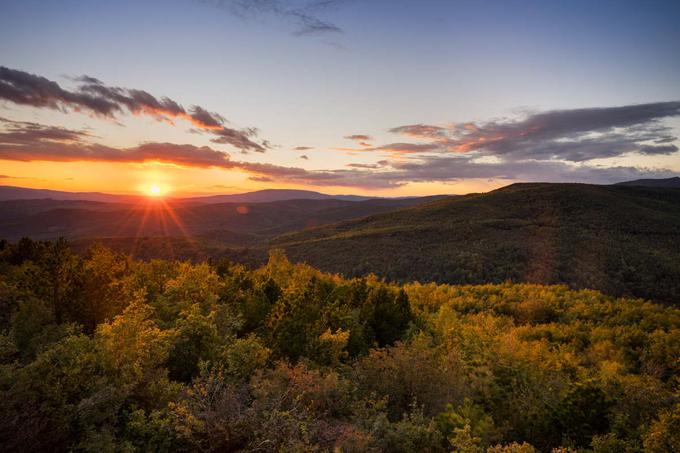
[0,239,678,452]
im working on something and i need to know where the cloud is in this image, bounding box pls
[369,142,440,154]
[0,117,91,144]
[347,163,380,169]
[345,134,372,141]
[202,0,344,36]
[0,119,234,167]
[248,176,275,182]
[387,155,680,185]
[2,101,679,190]
[0,118,399,187]
[639,144,678,155]
[0,66,267,152]
[389,124,447,139]
[388,101,680,162]
[300,154,309,159]
[294,146,313,151]
[343,135,373,148]
[0,118,396,187]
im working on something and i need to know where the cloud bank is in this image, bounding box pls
[0,66,267,152]
[1,80,679,190]
[385,102,680,162]
[1,116,678,189]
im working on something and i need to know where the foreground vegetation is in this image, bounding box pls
[0,239,678,452]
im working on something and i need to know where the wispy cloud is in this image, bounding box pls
[343,133,373,148]
[345,134,372,141]
[201,0,345,36]
[0,66,268,152]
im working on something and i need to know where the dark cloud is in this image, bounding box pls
[300,154,308,159]
[386,155,680,186]
[345,134,372,141]
[388,124,447,139]
[347,162,380,169]
[248,176,274,182]
[0,66,120,115]
[210,126,266,152]
[0,117,91,144]
[203,0,344,36]
[294,146,313,151]
[0,66,266,152]
[362,142,441,154]
[639,144,678,155]
[188,105,226,129]
[388,101,680,162]
[347,160,390,169]
[0,119,234,167]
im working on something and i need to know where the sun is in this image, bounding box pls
[148,184,162,196]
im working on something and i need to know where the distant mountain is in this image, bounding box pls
[184,189,374,203]
[0,186,135,203]
[613,176,680,188]
[0,186,376,204]
[0,196,442,242]
[270,183,680,304]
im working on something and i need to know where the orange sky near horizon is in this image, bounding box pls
[0,159,507,197]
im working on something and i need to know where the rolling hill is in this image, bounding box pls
[0,196,444,242]
[0,186,377,203]
[184,188,374,203]
[271,183,680,304]
[0,185,137,203]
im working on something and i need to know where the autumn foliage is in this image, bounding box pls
[0,239,677,452]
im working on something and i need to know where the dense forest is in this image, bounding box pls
[0,239,678,452]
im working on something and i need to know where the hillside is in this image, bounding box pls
[272,183,680,304]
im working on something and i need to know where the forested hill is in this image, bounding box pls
[272,183,680,304]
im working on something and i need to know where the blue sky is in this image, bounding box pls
[1,0,679,195]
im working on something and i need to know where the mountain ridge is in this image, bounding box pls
[613,176,680,188]
[268,183,680,304]
[0,185,385,203]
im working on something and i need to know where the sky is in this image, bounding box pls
[1,0,680,197]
